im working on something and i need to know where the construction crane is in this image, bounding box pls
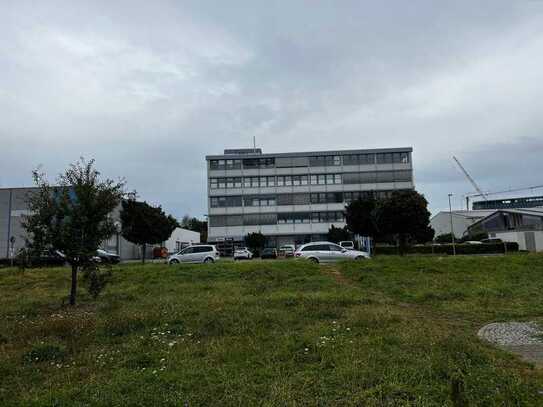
[452,156,487,210]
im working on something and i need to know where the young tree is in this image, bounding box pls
[327,225,352,243]
[344,196,381,239]
[244,232,266,256]
[22,159,125,305]
[120,199,178,263]
[378,190,433,255]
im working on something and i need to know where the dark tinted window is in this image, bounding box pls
[193,246,212,253]
[303,244,329,251]
[328,244,343,252]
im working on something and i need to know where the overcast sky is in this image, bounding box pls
[2,0,543,218]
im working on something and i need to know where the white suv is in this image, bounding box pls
[168,245,220,264]
[294,241,370,263]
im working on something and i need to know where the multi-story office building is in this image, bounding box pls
[206,147,414,253]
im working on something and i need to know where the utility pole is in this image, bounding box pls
[448,193,456,256]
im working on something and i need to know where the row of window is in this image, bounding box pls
[209,171,412,189]
[209,152,411,170]
[210,190,397,208]
[208,211,346,227]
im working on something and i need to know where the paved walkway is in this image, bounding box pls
[478,322,543,368]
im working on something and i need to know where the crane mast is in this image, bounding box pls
[452,156,487,210]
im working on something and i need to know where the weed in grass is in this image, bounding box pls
[23,343,67,364]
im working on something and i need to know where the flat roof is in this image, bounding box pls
[206,147,413,160]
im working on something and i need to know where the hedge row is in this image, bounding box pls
[375,242,519,256]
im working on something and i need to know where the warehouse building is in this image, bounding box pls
[467,208,543,252]
[0,187,166,261]
[206,147,414,254]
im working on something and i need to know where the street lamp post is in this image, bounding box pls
[448,194,456,256]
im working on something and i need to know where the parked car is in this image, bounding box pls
[294,241,370,263]
[234,247,253,260]
[278,245,295,258]
[168,245,220,264]
[261,248,278,259]
[95,249,121,264]
[26,249,66,267]
[339,241,355,250]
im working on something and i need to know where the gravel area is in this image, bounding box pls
[478,322,543,346]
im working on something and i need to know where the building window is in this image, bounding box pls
[310,175,318,185]
[210,178,218,189]
[277,176,285,187]
[285,176,292,186]
[318,174,326,185]
[300,175,308,185]
[243,178,251,188]
[376,153,393,164]
[260,177,267,187]
[292,175,301,186]
[218,178,226,189]
[268,176,276,187]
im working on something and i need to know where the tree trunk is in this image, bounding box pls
[142,243,146,264]
[69,264,78,306]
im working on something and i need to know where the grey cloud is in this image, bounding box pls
[1,0,543,218]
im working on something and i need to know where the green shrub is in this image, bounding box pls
[376,242,519,255]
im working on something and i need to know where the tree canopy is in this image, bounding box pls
[344,196,380,238]
[327,225,352,244]
[22,158,125,305]
[120,199,178,263]
[244,232,266,255]
[379,190,434,254]
[180,215,208,242]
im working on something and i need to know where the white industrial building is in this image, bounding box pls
[430,210,495,239]
[164,227,200,253]
[206,147,414,255]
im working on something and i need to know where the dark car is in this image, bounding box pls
[25,249,66,267]
[95,249,121,264]
[261,248,278,259]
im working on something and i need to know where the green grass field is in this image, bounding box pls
[1,255,543,406]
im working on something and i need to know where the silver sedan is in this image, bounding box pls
[294,241,370,263]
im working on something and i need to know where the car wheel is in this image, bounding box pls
[204,257,214,263]
[355,256,365,261]
[309,257,319,264]
[170,259,179,264]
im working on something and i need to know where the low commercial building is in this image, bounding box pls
[206,147,414,254]
[467,208,543,252]
[429,210,495,239]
